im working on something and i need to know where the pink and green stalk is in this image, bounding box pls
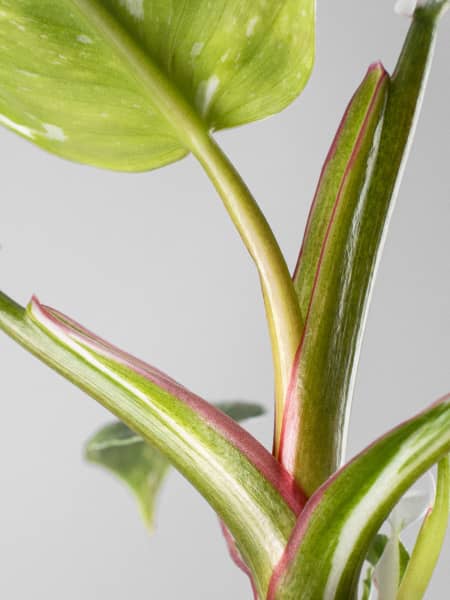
[277,1,448,496]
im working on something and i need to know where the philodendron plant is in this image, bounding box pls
[0,1,448,598]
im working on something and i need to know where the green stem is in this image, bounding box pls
[70,0,304,438]
[396,456,450,600]
[188,133,304,444]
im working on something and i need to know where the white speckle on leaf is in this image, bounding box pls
[246,16,260,37]
[77,34,93,44]
[191,42,204,59]
[43,123,67,142]
[220,49,231,63]
[301,8,307,17]
[196,75,220,117]
[119,0,144,20]
[12,20,26,32]
[0,114,35,139]
[16,69,38,78]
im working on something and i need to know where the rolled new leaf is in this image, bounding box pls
[0,0,314,171]
[267,395,450,600]
[279,63,389,488]
[283,0,448,495]
[85,401,265,531]
[0,291,305,599]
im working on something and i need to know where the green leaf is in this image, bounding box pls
[0,0,314,171]
[283,0,448,496]
[397,455,450,600]
[85,401,265,531]
[372,532,409,599]
[0,292,303,599]
[366,533,409,576]
[85,421,169,531]
[215,400,265,422]
[267,396,450,600]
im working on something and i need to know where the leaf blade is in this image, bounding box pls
[0,0,315,171]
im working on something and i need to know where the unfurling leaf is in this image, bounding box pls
[279,63,389,492]
[0,0,314,171]
[281,0,448,496]
[85,401,265,530]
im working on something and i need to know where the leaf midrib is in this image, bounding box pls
[68,0,209,152]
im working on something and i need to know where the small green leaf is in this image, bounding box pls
[267,396,450,600]
[366,534,409,575]
[215,400,266,422]
[86,421,169,531]
[0,0,314,171]
[85,401,265,531]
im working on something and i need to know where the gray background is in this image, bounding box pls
[1,1,449,598]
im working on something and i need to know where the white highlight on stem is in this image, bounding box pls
[119,0,144,20]
[43,123,67,142]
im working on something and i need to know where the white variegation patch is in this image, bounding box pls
[43,123,67,142]
[119,0,144,20]
[196,75,220,117]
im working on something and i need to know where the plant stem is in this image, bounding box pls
[396,456,450,600]
[70,0,304,439]
[188,132,304,444]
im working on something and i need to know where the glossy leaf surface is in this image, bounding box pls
[0,292,304,598]
[268,396,450,600]
[280,64,389,492]
[86,401,265,530]
[0,0,314,171]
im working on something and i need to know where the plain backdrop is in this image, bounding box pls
[1,1,449,598]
